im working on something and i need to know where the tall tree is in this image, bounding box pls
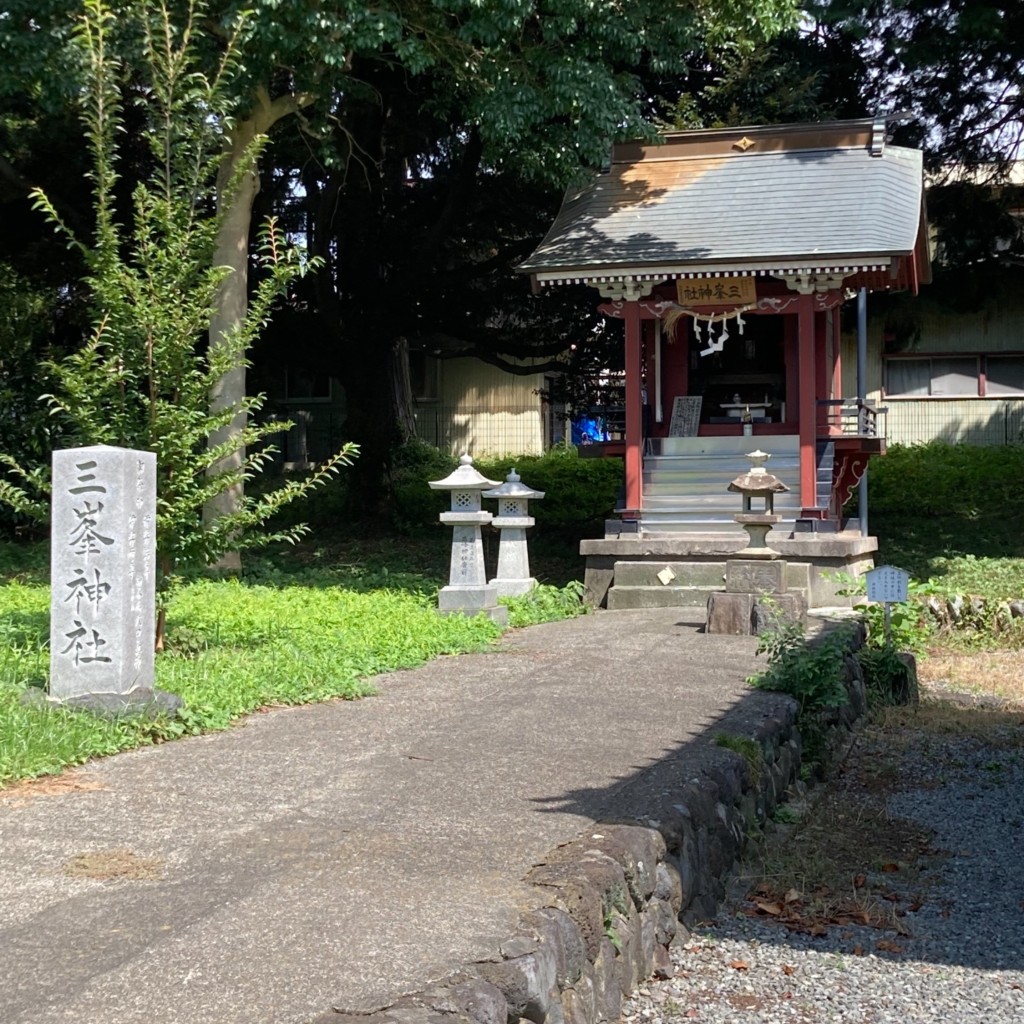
[809,1,1024,177]
[2,0,801,515]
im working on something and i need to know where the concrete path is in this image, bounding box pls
[0,609,775,1024]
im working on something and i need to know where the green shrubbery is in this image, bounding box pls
[271,442,623,540]
[867,441,1024,519]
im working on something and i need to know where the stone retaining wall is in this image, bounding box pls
[316,631,868,1024]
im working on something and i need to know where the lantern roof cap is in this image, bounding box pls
[727,449,789,495]
[482,468,545,500]
[429,453,500,490]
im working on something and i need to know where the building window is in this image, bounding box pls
[985,356,1024,396]
[885,354,1024,398]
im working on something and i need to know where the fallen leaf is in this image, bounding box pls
[881,863,900,873]
[730,959,749,970]
[882,891,901,902]
[853,874,867,889]
[908,898,924,912]
[685,1009,700,1018]
[875,940,905,954]
[755,901,783,916]
[852,945,864,956]
[810,924,828,938]
[781,964,795,976]
[784,887,801,904]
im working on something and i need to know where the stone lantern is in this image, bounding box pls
[706,450,805,635]
[727,449,789,557]
[482,469,545,597]
[429,454,507,624]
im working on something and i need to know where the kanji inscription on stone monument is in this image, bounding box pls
[49,446,157,703]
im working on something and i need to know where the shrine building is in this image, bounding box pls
[519,117,931,611]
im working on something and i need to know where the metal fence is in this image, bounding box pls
[884,400,1024,447]
[413,403,556,456]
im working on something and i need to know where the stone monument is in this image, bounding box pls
[429,454,508,625]
[47,445,181,715]
[706,450,807,635]
[482,469,544,597]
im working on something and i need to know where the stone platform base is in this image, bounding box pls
[706,591,807,635]
[583,532,876,614]
[23,686,183,719]
[438,584,509,625]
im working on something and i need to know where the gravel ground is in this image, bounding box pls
[622,699,1024,1023]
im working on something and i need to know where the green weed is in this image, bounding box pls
[501,581,586,627]
[714,732,765,786]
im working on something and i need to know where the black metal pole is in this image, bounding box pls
[857,288,869,537]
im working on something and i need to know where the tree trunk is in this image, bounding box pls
[202,89,314,566]
[389,335,418,444]
[204,121,260,571]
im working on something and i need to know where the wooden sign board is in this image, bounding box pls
[677,276,757,307]
[865,565,910,603]
[668,396,702,437]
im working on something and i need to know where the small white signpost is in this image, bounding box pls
[865,564,911,646]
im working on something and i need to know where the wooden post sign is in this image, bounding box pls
[668,396,702,437]
[865,565,910,604]
[865,565,910,647]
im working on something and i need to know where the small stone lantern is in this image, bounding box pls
[706,450,805,635]
[429,454,508,624]
[482,469,545,597]
[727,449,790,557]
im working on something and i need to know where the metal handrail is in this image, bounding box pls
[817,398,888,438]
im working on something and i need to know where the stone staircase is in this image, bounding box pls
[638,435,833,535]
[603,436,836,613]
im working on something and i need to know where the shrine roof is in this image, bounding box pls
[519,119,929,287]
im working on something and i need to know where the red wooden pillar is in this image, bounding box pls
[816,311,830,431]
[624,300,643,514]
[797,294,817,511]
[831,310,843,417]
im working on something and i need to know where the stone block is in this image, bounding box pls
[725,558,786,594]
[611,561,727,587]
[49,446,162,707]
[451,981,509,1024]
[705,591,754,634]
[606,586,714,612]
[707,591,806,635]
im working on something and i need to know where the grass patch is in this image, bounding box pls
[917,650,1024,706]
[501,581,587,628]
[714,732,765,787]
[0,529,588,787]
[0,570,505,787]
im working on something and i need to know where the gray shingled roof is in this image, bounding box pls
[520,143,924,280]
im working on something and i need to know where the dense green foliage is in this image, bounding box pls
[749,621,854,713]
[279,443,623,538]
[812,1,1024,175]
[868,442,1024,520]
[0,1,357,632]
[868,443,1024,592]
